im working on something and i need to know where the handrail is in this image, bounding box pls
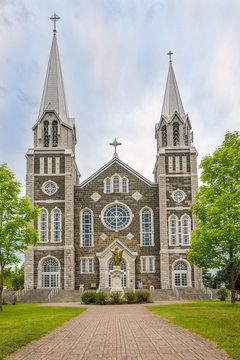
[48,287,60,302]
[201,284,213,299]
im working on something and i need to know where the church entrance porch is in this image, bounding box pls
[96,239,137,291]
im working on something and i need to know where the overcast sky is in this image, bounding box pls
[0,0,240,191]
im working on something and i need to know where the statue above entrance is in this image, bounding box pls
[109,247,124,269]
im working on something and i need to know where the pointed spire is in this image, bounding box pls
[161,53,185,121]
[38,19,70,125]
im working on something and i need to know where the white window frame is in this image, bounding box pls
[171,189,186,203]
[172,259,191,287]
[39,255,60,289]
[181,214,191,246]
[103,174,129,193]
[140,206,154,246]
[38,207,48,243]
[140,256,155,273]
[169,214,179,246]
[41,180,59,196]
[100,201,133,232]
[51,207,62,243]
[80,257,94,274]
[80,208,94,247]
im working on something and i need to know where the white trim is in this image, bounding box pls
[80,208,94,247]
[38,255,61,289]
[171,189,186,203]
[104,177,111,193]
[180,214,191,246]
[51,207,62,243]
[140,256,155,273]
[100,201,133,232]
[168,214,179,246]
[140,206,154,246]
[103,174,129,193]
[80,257,94,274]
[41,180,59,196]
[38,207,48,243]
[172,258,192,288]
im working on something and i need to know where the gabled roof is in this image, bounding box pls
[38,34,70,126]
[77,157,156,188]
[161,61,185,121]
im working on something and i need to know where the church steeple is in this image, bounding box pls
[38,30,69,125]
[161,54,185,121]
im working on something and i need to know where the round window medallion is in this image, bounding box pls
[172,190,185,203]
[102,203,132,230]
[41,181,58,196]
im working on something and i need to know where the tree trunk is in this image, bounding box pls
[0,263,4,311]
[230,261,235,305]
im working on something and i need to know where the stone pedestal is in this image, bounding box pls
[110,268,124,295]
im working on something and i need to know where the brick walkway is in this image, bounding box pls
[6,303,231,360]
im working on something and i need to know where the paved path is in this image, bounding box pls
[6,303,231,360]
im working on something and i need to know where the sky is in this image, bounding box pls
[0,0,240,191]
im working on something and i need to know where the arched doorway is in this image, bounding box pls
[173,261,188,287]
[42,258,59,288]
[108,259,126,288]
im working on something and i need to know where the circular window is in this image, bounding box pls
[42,181,58,196]
[172,190,185,203]
[102,203,131,230]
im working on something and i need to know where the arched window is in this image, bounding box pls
[42,258,59,288]
[122,178,128,193]
[113,176,120,192]
[173,261,188,287]
[81,209,93,247]
[39,208,48,242]
[108,259,126,287]
[162,125,167,147]
[173,122,179,146]
[52,121,58,147]
[44,121,49,147]
[181,215,191,245]
[105,178,111,193]
[141,208,153,246]
[52,208,61,242]
[169,214,178,245]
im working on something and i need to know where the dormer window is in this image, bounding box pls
[173,122,179,146]
[162,125,167,147]
[52,121,58,147]
[44,121,49,147]
[104,174,129,193]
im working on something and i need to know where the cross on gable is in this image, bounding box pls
[110,138,122,158]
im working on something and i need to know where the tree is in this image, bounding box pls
[187,132,240,304]
[0,164,40,311]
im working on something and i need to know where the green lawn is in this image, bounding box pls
[147,301,240,360]
[0,303,86,360]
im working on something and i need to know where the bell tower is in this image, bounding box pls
[154,53,202,289]
[24,15,80,290]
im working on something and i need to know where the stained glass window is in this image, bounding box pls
[81,210,93,247]
[141,208,153,246]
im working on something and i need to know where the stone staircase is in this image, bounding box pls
[49,290,81,303]
[17,289,51,303]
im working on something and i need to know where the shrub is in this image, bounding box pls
[124,291,137,304]
[217,287,229,301]
[81,291,96,304]
[95,292,107,305]
[110,292,121,304]
[135,291,150,303]
[11,296,17,305]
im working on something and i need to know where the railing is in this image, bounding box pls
[201,284,213,299]
[48,288,60,302]
[15,288,27,299]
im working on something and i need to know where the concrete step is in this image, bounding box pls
[50,290,81,303]
[17,289,51,303]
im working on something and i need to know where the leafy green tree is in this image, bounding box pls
[187,132,240,304]
[0,163,40,311]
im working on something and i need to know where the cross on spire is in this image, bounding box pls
[110,138,122,158]
[50,13,61,34]
[167,51,173,62]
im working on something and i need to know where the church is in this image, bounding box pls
[24,18,202,292]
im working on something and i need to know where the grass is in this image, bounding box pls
[147,300,240,360]
[0,303,86,360]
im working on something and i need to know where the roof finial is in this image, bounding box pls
[110,138,122,159]
[167,51,173,63]
[50,13,60,35]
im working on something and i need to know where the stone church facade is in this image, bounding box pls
[24,27,202,292]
